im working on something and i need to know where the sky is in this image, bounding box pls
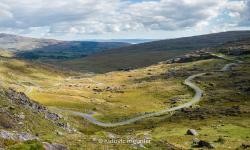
[0,0,250,40]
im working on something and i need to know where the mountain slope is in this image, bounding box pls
[0,33,60,51]
[53,31,250,73]
[0,38,250,149]
[0,33,130,59]
[16,41,130,60]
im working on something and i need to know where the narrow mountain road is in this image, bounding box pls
[61,56,241,127]
[70,73,205,127]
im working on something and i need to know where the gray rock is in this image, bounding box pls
[197,140,215,149]
[17,113,25,120]
[18,122,24,125]
[56,131,63,136]
[5,89,75,132]
[241,143,250,149]
[45,113,60,121]
[18,133,38,141]
[133,143,145,149]
[6,89,47,112]
[186,129,198,136]
[107,132,116,139]
[43,142,68,150]
[0,130,38,141]
[56,122,76,133]
[0,108,6,113]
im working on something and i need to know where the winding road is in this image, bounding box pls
[70,73,205,127]
[60,56,241,127]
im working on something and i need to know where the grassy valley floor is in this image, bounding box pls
[0,41,250,149]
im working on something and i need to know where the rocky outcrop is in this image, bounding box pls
[43,142,68,150]
[197,140,215,149]
[240,143,250,149]
[5,89,76,132]
[165,50,216,64]
[0,130,68,150]
[218,48,250,56]
[193,138,215,149]
[6,89,47,112]
[0,130,38,141]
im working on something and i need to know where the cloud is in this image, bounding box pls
[238,0,250,26]
[126,0,226,30]
[0,2,13,21]
[0,0,248,36]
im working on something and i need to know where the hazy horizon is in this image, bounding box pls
[1,30,250,42]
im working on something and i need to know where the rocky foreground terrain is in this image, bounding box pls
[0,88,73,149]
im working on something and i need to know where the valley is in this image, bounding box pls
[0,33,250,149]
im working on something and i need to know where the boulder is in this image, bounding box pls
[241,143,250,149]
[56,131,63,136]
[43,142,68,150]
[45,113,60,121]
[197,140,215,149]
[17,113,25,120]
[186,129,198,136]
[0,130,38,141]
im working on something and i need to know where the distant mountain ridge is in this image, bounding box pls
[52,30,250,73]
[90,39,159,44]
[0,33,61,51]
[105,31,250,52]
[0,33,130,59]
[1,31,250,73]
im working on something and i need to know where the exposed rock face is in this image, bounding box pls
[165,50,216,64]
[6,89,46,112]
[43,142,68,150]
[45,112,61,121]
[0,130,68,149]
[5,89,76,132]
[0,130,38,141]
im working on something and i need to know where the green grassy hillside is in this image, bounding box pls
[51,31,250,73]
[0,37,250,149]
